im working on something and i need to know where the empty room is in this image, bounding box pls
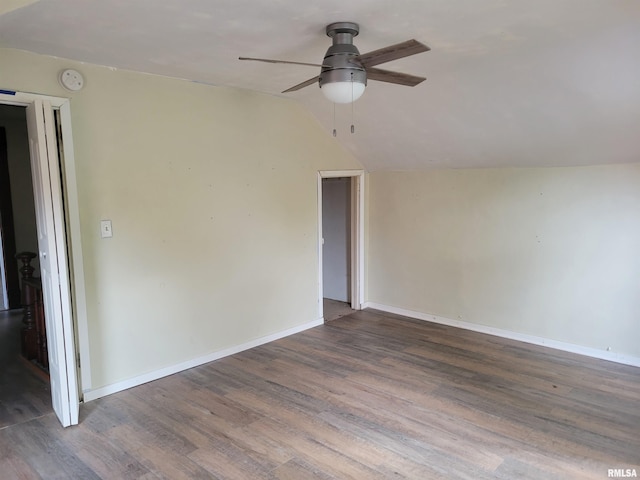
[0,1,638,479]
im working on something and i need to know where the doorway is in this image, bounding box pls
[318,170,364,322]
[0,105,52,429]
[0,91,88,427]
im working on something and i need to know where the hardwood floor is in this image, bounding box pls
[323,298,355,322]
[0,309,52,430]
[1,308,638,479]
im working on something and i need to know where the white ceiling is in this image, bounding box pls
[1,0,639,171]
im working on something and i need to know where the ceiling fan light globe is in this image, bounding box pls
[321,81,365,104]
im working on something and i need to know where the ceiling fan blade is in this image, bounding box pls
[282,76,319,93]
[353,39,430,68]
[239,57,329,68]
[366,68,426,87]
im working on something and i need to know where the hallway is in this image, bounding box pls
[0,309,52,430]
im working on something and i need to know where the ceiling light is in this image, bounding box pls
[321,80,366,104]
[319,64,367,104]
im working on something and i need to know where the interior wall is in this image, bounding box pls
[0,105,39,277]
[368,164,640,358]
[322,177,351,303]
[0,48,363,394]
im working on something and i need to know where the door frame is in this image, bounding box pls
[318,170,365,319]
[0,91,91,411]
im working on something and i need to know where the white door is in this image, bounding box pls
[26,100,79,427]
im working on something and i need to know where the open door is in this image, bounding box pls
[25,100,79,427]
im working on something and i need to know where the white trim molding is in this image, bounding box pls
[83,317,324,402]
[363,302,640,368]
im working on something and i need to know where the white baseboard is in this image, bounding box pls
[363,302,640,368]
[83,317,325,402]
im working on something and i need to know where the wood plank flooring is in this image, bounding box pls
[323,298,355,322]
[0,309,52,430]
[1,308,638,479]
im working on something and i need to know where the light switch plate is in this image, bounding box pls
[100,220,113,238]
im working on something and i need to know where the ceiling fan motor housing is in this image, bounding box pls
[319,22,367,89]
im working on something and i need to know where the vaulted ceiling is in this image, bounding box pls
[1,0,639,171]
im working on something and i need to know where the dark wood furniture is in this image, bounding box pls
[16,251,48,372]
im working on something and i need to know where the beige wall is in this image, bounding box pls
[0,48,362,393]
[368,165,640,358]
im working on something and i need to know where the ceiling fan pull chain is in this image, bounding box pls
[333,102,337,137]
[351,73,355,134]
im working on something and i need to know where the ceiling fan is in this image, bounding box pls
[239,22,430,104]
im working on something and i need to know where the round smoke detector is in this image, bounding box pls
[59,69,85,92]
